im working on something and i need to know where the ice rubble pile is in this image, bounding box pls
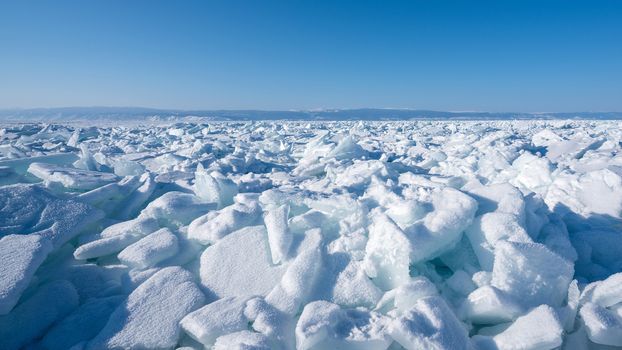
[1,120,622,349]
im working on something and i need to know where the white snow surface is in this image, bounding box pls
[1,119,622,349]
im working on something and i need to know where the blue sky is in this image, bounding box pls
[1,0,621,112]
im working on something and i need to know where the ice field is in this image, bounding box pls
[1,120,622,349]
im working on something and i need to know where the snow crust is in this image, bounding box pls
[1,120,622,349]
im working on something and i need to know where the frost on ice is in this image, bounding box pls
[1,120,622,349]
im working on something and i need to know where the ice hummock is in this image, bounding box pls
[1,120,622,349]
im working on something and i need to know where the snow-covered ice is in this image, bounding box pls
[180,296,250,347]
[474,305,564,350]
[0,234,53,314]
[200,225,288,298]
[2,119,622,349]
[117,227,179,269]
[0,280,79,350]
[87,266,205,349]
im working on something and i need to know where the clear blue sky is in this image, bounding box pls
[1,0,621,112]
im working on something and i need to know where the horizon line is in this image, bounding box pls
[1,106,621,115]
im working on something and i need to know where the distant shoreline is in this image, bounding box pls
[1,107,622,122]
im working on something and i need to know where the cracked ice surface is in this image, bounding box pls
[1,120,622,349]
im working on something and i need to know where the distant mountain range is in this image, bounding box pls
[1,107,621,121]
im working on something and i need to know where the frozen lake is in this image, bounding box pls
[1,120,622,349]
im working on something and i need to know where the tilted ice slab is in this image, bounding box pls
[200,225,287,298]
[87,267,205,349]
[473,305,564,350]
[491,240,574,308]
[181,296,250,347]
[0,280,79,350]
[296,300,391,350]
[388,296,470,350]
[73,216,160,260]
[363,186,478,290]
[117,227,179,269]
[188,200,261,244]
[580,302,622,347]
[28,162,118,190]
[39,295,124,350]
[140,191,214,227]
[0,234,53,315]
[0,184,103,248]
